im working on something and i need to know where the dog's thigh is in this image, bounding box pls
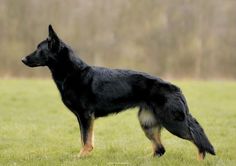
[138,109,158,128]
[138,109,161,142]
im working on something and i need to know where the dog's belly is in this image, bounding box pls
[93,98,141,118]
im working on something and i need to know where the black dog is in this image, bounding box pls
[22,25,215,159]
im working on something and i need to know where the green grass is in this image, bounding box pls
[0,79,236,166]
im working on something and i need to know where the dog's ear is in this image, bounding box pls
[48,25,60,52]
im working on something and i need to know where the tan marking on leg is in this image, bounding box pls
[191,140,205,160]
[141,126,163,155]
[151,127,163,154]
[154,128,162,145]
[138,109,164,155]
[198,151,205,160]
[79,119,94,158]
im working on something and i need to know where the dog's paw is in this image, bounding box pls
[153,146,165,157]
[78,151,91,158]
[78,145,93,158]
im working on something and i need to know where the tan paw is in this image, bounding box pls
[78,145,93,158]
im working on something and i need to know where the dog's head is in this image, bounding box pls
[22,25,62,67]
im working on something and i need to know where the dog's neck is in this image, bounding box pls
[47,47,88,90]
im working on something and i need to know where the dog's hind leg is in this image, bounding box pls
[138,108,165,157]
[77,113,95,158]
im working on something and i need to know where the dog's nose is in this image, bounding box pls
[21,57,27,64]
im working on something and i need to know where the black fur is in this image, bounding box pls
[154,146,165,157]
[22,25,215,158]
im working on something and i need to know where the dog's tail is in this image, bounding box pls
[187,114,216,156]
[179,92,216,156]
[158,91,215,158]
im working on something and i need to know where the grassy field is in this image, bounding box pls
[0,79,235,166]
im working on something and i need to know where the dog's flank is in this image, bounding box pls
[22,25,215,159]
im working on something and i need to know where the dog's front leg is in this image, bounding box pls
[77,113,95,158]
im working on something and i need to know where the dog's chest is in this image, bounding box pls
[61,88,80,110]
[55,79,78,109]
[62,97,73,109]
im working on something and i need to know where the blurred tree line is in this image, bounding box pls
[0,0,236,79]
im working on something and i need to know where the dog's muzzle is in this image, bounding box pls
[21,56,35,67]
